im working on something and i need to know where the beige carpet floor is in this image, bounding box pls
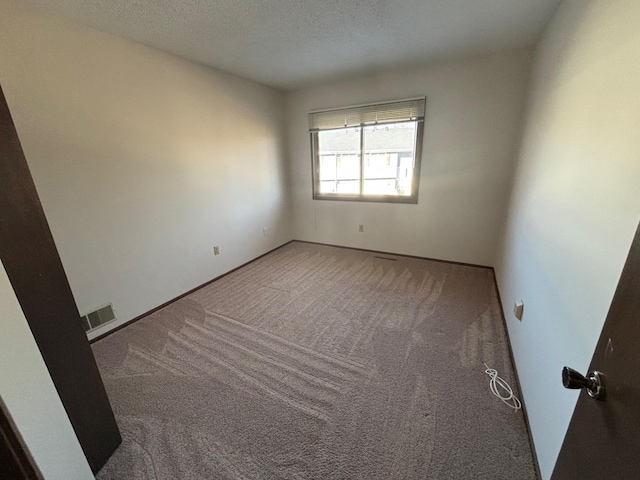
[92,241,537,479]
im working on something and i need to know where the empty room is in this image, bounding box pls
[1,0,639,479]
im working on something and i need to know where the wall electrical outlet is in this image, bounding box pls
[263,227,268,237]
[213,246,220,255]
[358,224,365,233]
[514,300,524,320]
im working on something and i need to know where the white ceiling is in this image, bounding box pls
[25,0,561,90]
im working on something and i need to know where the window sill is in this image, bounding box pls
[312,194,418,204]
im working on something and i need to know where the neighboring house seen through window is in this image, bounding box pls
[309,97,425,203]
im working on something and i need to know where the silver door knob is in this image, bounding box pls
[562,367,606,400]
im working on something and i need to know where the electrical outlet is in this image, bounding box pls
[213,246,220,255]
[358,224,365,233]
[263,227,268,237]
[514,300,524,320]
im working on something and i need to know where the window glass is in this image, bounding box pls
[363,122,416,196]
[317,128,360,194]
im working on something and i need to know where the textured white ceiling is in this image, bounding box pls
[24,0,561,90]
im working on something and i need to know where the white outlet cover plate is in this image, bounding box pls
[514,300,524,320]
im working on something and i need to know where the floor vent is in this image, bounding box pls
[82,304,116,332]
[374,256,398,261]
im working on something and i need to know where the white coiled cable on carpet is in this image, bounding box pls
[483,363,521,411]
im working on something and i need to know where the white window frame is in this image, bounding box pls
[309,97,425,204]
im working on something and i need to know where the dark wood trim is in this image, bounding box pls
[91,240,295,343]
[490,269,542,480]
[294,240,493,270]
[0,399,42,480]
[0,83,121,474]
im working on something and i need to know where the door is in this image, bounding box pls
[0,400,40,479]
[0,83,121,472]
[552,221,640,479]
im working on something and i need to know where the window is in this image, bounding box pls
[309,97,425,203]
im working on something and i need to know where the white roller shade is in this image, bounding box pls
[309,97,426,131]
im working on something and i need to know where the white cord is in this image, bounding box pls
[484,363,522,412]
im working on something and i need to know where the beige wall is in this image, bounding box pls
[0,1,291,339]
[285,48,532,266]
[0,261,93,479]
[495,1,640,478]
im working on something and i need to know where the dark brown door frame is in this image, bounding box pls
[0,398,42,480]
[0,83,121,473]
